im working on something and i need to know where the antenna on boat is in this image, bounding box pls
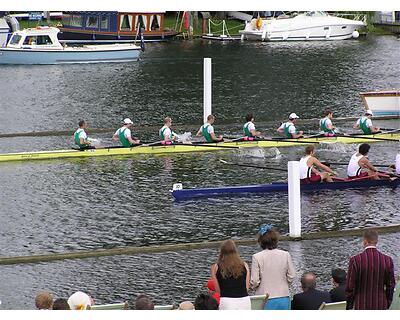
[203,58,212,123]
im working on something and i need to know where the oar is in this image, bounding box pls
[257,137,322,144]
[322,162,393,168]
[337,133,399,142]
[380,128,400,132]
[377,170,400,179]
[181,143,240,149]
[219,159,287,172]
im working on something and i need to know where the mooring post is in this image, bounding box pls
[203,57,212,124]
[288,161,301,238]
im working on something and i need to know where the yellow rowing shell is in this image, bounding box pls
[0,133,399,163]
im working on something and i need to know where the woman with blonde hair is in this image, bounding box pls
[210,239,251,310]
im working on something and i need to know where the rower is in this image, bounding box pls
[159,117,177,144]
[299,145,336,183]
[112,118,140,147]
[277,113,304,139]
[74,120,95,150]
[243,113,261,139]
[389,150,400,175]
[196,115,223,143]
[319,109,337,136]
[353,110,380,134]
[347,143,379,180]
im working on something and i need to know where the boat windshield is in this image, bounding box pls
[9,34,22,45]
[306,11,328,17]
[23,35,53,45]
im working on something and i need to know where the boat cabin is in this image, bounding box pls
[6,26,63,49]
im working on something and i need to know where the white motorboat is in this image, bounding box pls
[239,11,365,41]
[0,26,142,64]
[360,90,400,117]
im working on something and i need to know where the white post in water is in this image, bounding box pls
[288,161,301,238]
[203,58,212,124]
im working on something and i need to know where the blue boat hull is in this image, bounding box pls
[172,179,400,201]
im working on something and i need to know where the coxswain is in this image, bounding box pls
[159,117,177,143]
[319,109,337,136]
[353,110,380,134]
[243,113,262,139]
[299,145,336,183]
[347,143,379,180]
[277,113,304,139]
[112,118,140,147]
[74,120,94,150]
[196,115,223,142]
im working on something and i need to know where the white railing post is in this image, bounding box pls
[203,58,212,124]
[288,161,301,238]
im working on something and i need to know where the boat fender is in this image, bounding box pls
[352,30,360,39]
[256,17,263,30]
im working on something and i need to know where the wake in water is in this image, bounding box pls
[236,147,282,160]
[317,142,358,154]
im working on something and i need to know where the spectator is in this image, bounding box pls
[67,291,93,310]
[135,294,154,310]
[346,229,395,310]
[251,224,295,310]
[35,291,53,310]
[210,239,251,310]
[52,298,70,310]
[329,268,346,302]
[291,272,331,310]
[206,278,220,305]
[194,293,218,310]
[178,301,195,310]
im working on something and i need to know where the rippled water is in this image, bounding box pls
[0,35,399,309]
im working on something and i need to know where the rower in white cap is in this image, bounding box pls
[112,118,140,147]
[277,113,304,139]
[353,110,380,135]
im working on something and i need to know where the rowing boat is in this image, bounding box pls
[0,132,399,163]
[171,178,400,201]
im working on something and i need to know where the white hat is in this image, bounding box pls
[365,110,373,115]
[289,113,299,119]
[123,118,133,125]
[67,291,93,310]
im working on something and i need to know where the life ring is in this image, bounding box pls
[256,17,263,30]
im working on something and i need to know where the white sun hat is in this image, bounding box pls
[123,118,134,125]
[67,291,93,310]
[289,113,299,119]
[365,110,373,115]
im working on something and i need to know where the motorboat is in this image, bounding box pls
[239,11,365,41]
[0,26,142,64]
[360,90,400,117]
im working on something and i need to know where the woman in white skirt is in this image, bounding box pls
[210,239,251,310]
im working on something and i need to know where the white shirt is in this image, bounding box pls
[320,117,332,128]
[75,128,87,140]
[356,117,373,128]
[396,153,400,175]
[278,122,296,134]
[347,153,364,177]
[114,127,131,139]
[299,155,312,179]
[244,121,255,131]
[202,123,214,134]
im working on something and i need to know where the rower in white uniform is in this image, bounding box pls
[353,110,380,134]
[159,117,177,143]
[347,143,379,180]
[389,149,400,175]
[299,145,335,183]
[73,120,94,150]
[196,115,223,143]
[277,113,304,139]
[319,109,337,136]
[112,118,141,147]
[243,113,261,139]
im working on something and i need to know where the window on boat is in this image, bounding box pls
[135,15,147,31]
[23,35,53,45]
[70,14,83,27]
[86,16,99,28]
[9,34,22,45]
[101,16,109,30]
[120,14,132,31]
[150,15,160,30]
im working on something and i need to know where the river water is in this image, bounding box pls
[0,35,399,309]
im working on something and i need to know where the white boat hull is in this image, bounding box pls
[360,91,400,117]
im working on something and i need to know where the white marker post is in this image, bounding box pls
[288,161,301,238]
[203,58,212,124]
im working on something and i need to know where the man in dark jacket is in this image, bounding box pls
[346,230,395,310]
[330,268,347,302]
[291,272,331,310]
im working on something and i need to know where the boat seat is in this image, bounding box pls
[250,294,269,310]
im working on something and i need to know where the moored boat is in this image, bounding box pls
[360,90,400,117]
[0,26,141,64]
[0,132,399,163]
[171,178,400,201]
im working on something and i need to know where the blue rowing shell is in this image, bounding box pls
[171,179,400,201]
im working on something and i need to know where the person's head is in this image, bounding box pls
[123,118,133,127]
[207,114,215,124]
[135,294,154,310]
[358,143,370,156]
[363,229,378,248]
[258,224,279,250]
[289,113,299,123]
[331,268,346,287]
[35,292,53,310]
[52,298,70,310]
[365,110,373,118]
[305,145,315,156]
[217,239,244,279]
[78,120,87,129]
[300,272,317,292]
[164,116,172,127]
[67,291,93,310]
[246,113,254,122]
[194,293,218,310]
[323,109,333,119]
[178,301,195,310]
